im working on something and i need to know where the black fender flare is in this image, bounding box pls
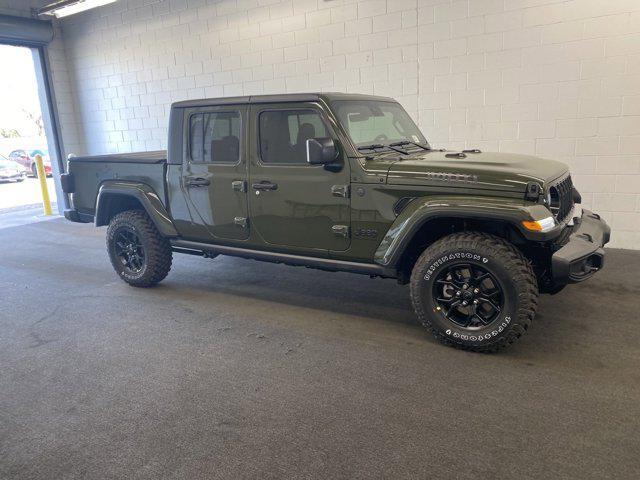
[95,181,178,237]
[373,195,559,268]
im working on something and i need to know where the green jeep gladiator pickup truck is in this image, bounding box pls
[61,93,610,352]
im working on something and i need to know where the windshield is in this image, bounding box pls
[332,100,428,149]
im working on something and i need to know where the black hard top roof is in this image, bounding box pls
[171,92,396,109]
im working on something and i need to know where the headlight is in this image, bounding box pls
[522,216,556,233]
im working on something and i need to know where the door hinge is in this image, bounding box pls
[331,224,350,238]
[331,184,350,198]
[232,180,247,192]
[234,217,248,228]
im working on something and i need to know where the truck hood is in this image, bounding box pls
[378,151,568,193]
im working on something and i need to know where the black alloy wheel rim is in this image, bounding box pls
[432,262,504,329]
[114,228,145,273]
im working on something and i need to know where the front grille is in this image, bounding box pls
[549,175,574,222]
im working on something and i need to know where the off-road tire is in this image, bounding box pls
[410,232,538,353]
[106,210,172,287]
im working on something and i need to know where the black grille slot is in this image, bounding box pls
[550,175,574,222]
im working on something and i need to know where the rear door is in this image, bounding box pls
[248,102,351,253]
[182,105,249,241]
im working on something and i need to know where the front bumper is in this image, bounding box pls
[552,209,610,284]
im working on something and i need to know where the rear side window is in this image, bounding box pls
[259,109,328,164]
[190,111,241,163]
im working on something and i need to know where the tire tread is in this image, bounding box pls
[409,232,538,353]
[106,210,172,287]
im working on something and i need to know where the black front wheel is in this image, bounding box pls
[410,232,538,352]
[106,210,172,287]
[431,262,505,329]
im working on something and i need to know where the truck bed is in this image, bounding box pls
[67,150,168,216]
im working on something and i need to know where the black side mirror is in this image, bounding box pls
[306,137,338,165]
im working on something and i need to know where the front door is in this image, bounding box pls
[248,103,350,253]
[182,105,249,241]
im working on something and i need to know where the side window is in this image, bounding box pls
[190,111,240,163]
[259,109,328,164]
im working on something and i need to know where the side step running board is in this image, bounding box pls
[170,239,396,278]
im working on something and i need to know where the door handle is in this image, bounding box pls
[186,177,210,187]
[252,181,278,191]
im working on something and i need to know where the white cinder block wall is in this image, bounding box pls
[56,0,640,248]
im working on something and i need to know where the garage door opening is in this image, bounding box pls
[0,43,59,228]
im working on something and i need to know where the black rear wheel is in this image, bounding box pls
[410,232,538,353]
[113,227,146,275]
[106,210,172,287]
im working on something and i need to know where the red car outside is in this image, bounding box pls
[8,149,52,177]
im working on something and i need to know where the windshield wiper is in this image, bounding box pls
[358,142,410,156]
[357,141,428,156]
[357,144,386,151]
[384,143,411,155]
[389,140,431,151]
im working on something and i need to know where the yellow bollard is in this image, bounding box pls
[35,154,52,216]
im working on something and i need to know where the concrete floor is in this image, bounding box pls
[1,219,639,479]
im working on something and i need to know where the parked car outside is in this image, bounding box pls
[8,148,52,177]
[0,156,26,183]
